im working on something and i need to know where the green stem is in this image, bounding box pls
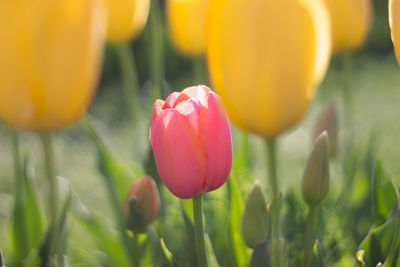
[341,53,354,135]
[147,225,161,267]
[132,234,140,267]
[193,194,209,267]
[40,134,58,230]
[149,0,164,100]
[265,138,281,267]
[303,206,316,267]
[115,43,141,123]
[193,57,205,84]
[12,131,29,257]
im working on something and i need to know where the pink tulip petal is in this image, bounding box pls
[150,109,206,199]
[198,92,232,192]
[152,99,165,124]
[163,92,190,109]
[163,92,181,108]
[175,98,202,133]
[182,85,211,106]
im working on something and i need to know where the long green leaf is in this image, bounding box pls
[228,176,250,267]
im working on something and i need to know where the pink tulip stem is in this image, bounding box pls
[115,43,141,123]
[265,138,281,267]
[303,206,316,267]
[193,194,209,267]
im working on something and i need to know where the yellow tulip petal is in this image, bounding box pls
[105,0,150,43]
[206,0,331,137]
[324,0,373,53]
[167,0,210,56]
[0,0,105,132]
[390,0,400,65]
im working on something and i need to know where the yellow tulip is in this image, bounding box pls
[324,0,373,53]
[390,0,400,65]
[0,0,105,132]
[167,0,210,56]
[206,0,331,137]
[105,0,150,43]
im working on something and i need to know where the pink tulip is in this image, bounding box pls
[150,85,232,199]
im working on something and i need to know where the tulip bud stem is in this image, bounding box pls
[265,138,281,267]
[303,206,316,267]
[115,43,141,123]
[40,134,58,262]
[147,225,161,266]
[193,194,209,267]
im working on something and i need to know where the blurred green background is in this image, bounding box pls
[0,0,400,266]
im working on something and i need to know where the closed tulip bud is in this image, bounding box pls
[0,0,105,132]
[313,103,338,156]
[105,0,150,43]
[324,0,373,53]
[167,0,209,56]
[0,248,3,267]
[302,131,330,206]
[206,0,331,138]
[390,0,400,65]
[241,182,269,249]
[149,85,232,199]
[124,176,160,233]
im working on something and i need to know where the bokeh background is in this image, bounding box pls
[0,0,399,266]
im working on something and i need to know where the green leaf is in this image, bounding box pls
[22,157,45,250]
[11,156,45,264]
[373,161,395,224]
[38,188,72,266]
[228,176,250,267]
[181,206,198,267]
[310,240,324,267]
[74,203,131,267]
[182,199,194,224]
[160,238,175,267]
[0,248,4,267]
[356,250,366,266]
[86,118,138,203]
[384,244,400,267]
[205,234,220,267]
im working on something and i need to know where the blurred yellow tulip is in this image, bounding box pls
[390,0,400,65]
[105,0,150,43]
[0,0,105,132]
[206,0,331,137]
[324,0,373,53]
[167,0,210,56]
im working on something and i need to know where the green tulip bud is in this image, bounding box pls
[123,176,160,233]
[241,182,269,248]
[313,103,338,156]
[0,248,3,267]
[302,131,330,206]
